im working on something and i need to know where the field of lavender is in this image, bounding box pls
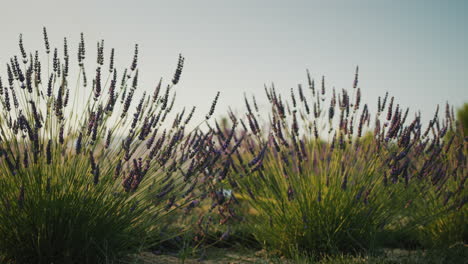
[0,30,466,264]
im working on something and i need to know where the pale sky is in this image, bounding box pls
[1,0,467,122]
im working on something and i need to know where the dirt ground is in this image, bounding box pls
[137,247,273,264]
[134,246,468,264]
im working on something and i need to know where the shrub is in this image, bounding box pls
[0,29,224,263]
[220,69,466,257]
[409,124,467,248]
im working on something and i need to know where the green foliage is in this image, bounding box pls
[457,103,468,135]
[409,131,467,248]
[235,139,416,257]
[0,160,155,263]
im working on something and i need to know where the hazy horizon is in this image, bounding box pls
[1,0,467,122]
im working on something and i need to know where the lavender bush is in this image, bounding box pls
[0,29,226,263]
[217,69,467,257]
